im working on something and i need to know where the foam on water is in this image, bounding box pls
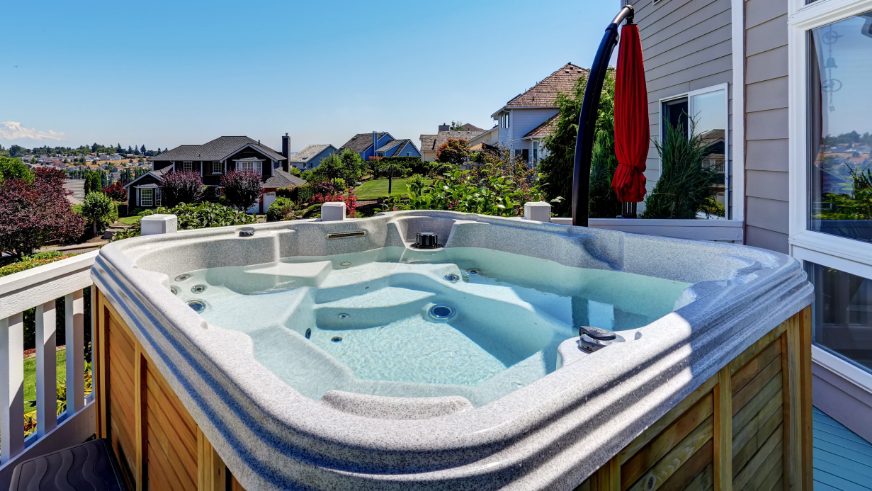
[169,247,690,405]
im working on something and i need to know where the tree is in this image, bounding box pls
[538,69,620,217]
[81,192,117,236]
[303,149,366,187]
[0,156,34,184]
[103,181,128,201]
[140,144,146,155]
[161,171,204,206]
[84,170,102,194]
[221,171,262,210]
[436,138,469,165]
[378,159,408,195]
[0,168,85,258]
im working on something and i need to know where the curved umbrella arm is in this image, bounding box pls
[571,5,635,227]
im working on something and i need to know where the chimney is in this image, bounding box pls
[281,133,290,171]
[438,122,450,132]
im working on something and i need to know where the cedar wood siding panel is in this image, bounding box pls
[744,0,789,253]
[629,0,734,214]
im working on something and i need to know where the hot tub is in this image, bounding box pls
[91,211,813,489]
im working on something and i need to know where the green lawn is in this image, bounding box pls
[355,177,428,200]
[117,215,142,226]
[24,348,67,416]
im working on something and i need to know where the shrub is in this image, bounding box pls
[643,121,717,219]
[80,192,118,235]
[221,171,262,210]
[84,170,102,194]
[111,202,255,241]
[102,181,127,201]
[266,197,297,222]
[0,156,33,184]
[161,171,204,206]
[0,251,69,278]
[436,138,470,165]
[399,167,538,218]
[0,170,85,258]
[311,190,357,218]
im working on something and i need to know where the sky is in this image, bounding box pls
[0,0,617,153]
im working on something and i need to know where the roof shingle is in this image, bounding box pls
[498,63,588,113]
[151,136,286,162]
[340,132,390,153]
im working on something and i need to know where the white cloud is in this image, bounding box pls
[0,121,64,141]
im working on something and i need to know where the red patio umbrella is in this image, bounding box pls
[611,22,649,215]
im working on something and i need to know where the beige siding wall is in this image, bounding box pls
[744,0,789,253]
[630,0,734,214]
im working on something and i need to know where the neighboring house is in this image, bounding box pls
[631,0,872,446]
[339,132,395,161]
[289,144,337,171]
[124,135,304,214]
[467,126,499,152]
[420,123,486,162]
[491,63,588,166]
[375,139,421,158]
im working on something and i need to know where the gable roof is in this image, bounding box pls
[493,63,588,117]
[123,165,172,189]
[263,168,306,189]
[420,129,486,153]
[151,136,286,162]
[340,132,392,153]
[523,114,559,140]
[456,123,484,132]
[376,139,407,153]
[290,144,335,163]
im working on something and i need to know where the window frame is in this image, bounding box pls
[657,83,731,218]
[182,161,192,172]
[788,0,872,379]
[139,187,154,207]
[211,161,223,175]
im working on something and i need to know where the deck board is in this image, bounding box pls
[813,407,872,490]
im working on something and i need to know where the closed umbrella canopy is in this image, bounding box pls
[611,23,649,204]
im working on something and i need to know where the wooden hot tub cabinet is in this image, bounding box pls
[94,289,811,490]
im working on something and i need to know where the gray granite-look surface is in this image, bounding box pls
[91,211,812,490]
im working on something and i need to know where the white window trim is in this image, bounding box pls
[234,159,263,174]
[657,82,732,219]
[182,161,192,172]
[138,187,153,207]
[788,0,872,379]
[211,161,223,175]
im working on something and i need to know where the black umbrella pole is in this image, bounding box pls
[571,5,634,227]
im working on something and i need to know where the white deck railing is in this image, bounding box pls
[0,251,98,487]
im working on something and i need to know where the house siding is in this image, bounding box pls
[630,0,734,213]
[743,0,789,253]
[497,108,558,158]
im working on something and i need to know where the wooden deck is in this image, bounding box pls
[814,407,872,490]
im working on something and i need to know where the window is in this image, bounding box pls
[236,160,262,175]
[212,161,223,174]
[501,113,510,129]
[807,263,872,372]
[807,11,872,243]
[139,188,153,207]
[660,84,729,218]
[182,161,192,172]
[790,0,872,380]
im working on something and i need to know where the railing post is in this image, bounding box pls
[35,301,58,436]
[0,313,25,462]
[65,290,85,413]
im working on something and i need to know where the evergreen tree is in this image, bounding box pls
[537,69,620,217]
[140,144,146,154]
